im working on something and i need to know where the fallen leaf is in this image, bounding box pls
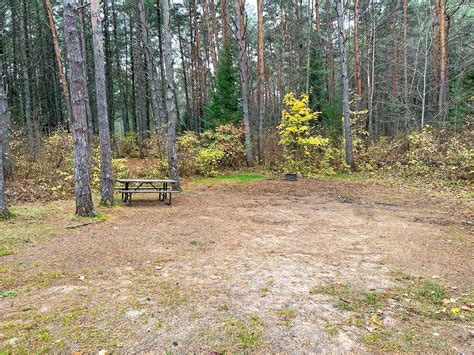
[450,307,461,314]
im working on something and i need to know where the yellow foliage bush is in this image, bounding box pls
[278,92,330,173]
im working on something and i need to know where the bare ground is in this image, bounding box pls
[1,177,473,352]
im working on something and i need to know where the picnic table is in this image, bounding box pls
[116,178,179,205]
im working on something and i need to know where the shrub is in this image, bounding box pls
[115,132,139,157]
[177,132,201,176]
[278,92,330,174]
[196,147,226,177]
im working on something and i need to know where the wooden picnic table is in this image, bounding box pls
[116,178,179,205]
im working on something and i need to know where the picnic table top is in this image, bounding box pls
[117,178,177,183]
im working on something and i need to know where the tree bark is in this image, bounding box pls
[21,0,35,160]
[177,19,192,126]
[368,0,376,139]
[133,19,146,159]
[45,0,73,126]
[403,0,408,105]
[305,0,312,95]
[0,27,10,220]
[257,0,265,163]
[335,0,354,169]
[0,11,12,180]
[437,0,448,120]
[234,0,254,166]
[432,4,439,109]
[91,0,114,206]
[63,0,96,217]
[203,0,218,72]
[111,0,129,135]
[353,0,362,99]
[78,0,95,145]
[137,0,166,137]
[390,0,399,101]
[162,0,181,190]
[326,0,335,103]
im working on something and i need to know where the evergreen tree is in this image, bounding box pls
[206,40,241,128]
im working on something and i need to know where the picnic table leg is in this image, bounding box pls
[124,182,129,203]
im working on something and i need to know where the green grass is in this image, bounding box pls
[201,315,265,352]
[275,307,297,329]
[190,172,266,186]
[1,199,114,256]
[0,201,69,256]
[311,275,473,352]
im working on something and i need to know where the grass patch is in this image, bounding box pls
[201,315,265,352]
[0,199,115,256]
[190,172,266,186]
[275,307,297,329]
[0,201,68,256]
[0,304,118,353]
[0,290,18,298]
[311,275,473,352]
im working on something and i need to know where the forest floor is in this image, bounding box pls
[1,174,473,352]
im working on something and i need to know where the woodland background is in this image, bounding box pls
[0,0,472,207]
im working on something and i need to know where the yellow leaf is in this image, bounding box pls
[370,315,382,326]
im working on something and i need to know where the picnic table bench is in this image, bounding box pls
[116,178,179,205]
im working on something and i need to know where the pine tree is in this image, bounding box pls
[63,0,96,217]
[206,40,241,128]
[0,25,10,220]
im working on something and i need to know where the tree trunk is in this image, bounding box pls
[203,0,218,72]
[390,0,399,101]
[279,0,285,107]
[305,0,312,95]
[209,0,220,54]
[133,21,146,159]
[421,31,429,128]
[234,0,254,166]
[0,12,12,180]
[221,0,228,42]
[192,0,205,131]
[63,0,96,217]
[353,0,362,99]
[432,5,439,109]
[21,0,35,160]
[335,0,354,169]
[137,0,166,138]
[257,0,265,163]
[162,0,181,190]
[103,0,116,141]
[111,0,129,135]
[403,0,408,105]
[91,0,114,206]
[177,19,192,126]
[437,0,448,120]
[326,0,335,103]
[368,0,376,139]
[45,0,73,126]
[0,27,10,220]
[78,0,95,145]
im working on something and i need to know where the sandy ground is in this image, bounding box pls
[1,177,473,352]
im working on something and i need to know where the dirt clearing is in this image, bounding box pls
[1,177,473,352]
